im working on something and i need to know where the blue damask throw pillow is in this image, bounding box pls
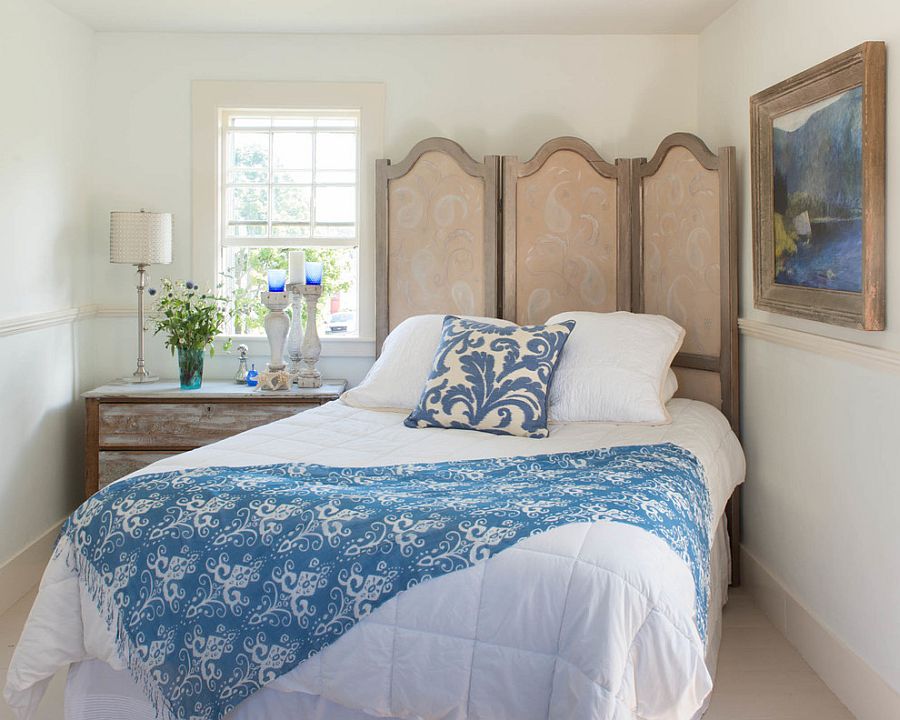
[404,315,576,438]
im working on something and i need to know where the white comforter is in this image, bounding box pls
[5,398,744,720]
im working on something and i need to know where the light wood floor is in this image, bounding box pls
[1,586,855,720]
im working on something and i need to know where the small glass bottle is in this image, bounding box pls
[246,363,259,387]
[234,344,249,384]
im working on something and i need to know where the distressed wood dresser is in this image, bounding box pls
[82,379,347,498]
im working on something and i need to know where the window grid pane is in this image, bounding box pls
[223,110,358,243]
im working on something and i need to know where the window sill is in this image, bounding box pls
[219,334,375,358]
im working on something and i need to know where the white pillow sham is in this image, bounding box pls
[662,368,679,404]
[546,311,685,424]
[341,314,515,412]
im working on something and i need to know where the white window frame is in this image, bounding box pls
[192,81,384,357]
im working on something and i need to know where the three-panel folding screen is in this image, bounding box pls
[375,133,739,433]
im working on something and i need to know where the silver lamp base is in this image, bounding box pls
[124,368,158,384]
[124,263,158,384]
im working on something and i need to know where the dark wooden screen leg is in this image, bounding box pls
[727,486,742,585]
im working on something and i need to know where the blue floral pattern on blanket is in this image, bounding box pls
[59,443,710,720]
[404,315,575,438]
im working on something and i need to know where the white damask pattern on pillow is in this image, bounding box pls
[405,316,575,438]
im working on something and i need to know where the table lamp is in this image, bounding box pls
[110,210,173,383]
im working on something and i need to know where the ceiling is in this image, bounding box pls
[48,0,738,35]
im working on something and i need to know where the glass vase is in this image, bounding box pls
[177,347,204,390]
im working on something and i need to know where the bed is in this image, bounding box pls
[5,133,743,720]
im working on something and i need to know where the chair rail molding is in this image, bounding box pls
[0,304,129,337]
[0,306,90,337]
[739,318,900,374]
[0,304,375,358]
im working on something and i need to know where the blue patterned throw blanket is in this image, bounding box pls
[59,443,711,720]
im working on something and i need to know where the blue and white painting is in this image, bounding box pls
[772,85,863,292]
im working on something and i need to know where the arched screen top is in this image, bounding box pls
[634,133,738,432]
[502,137,631,325]
[641,144,722,357]
[375,138,499,351]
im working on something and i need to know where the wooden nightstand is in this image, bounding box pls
[82,379,347,498]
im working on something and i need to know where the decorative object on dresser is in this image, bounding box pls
[233,344,249,384]
[260,289,290,375]
[285,283,306,376]
[286,250,308,378]
[109,210,173,383]
[751,41,886,329]
[297,262,324,388]
[257,368,293,391]
[297,284,324,387]
[266,268,287,292]
[148,278,231,389]
[82,379,347,497]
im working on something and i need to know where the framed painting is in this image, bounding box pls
[751,42,886,329]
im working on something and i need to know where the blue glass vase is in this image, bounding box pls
[177,347,204,390]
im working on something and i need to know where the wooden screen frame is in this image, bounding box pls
[500,137,633,321]
[631,132,741,580]
[375,138,500,353]
[631,133,740,433]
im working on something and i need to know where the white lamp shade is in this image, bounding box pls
[110,211,173,265]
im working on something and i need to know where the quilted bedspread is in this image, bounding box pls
[5,399,745,720]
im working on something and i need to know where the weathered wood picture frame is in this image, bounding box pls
[750,42,886,329]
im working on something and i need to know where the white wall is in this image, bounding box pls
[0,0,93,565]
[699,0,900,697]
[84,32,699,386]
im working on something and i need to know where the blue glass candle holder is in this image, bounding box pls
[267,269,287,292]
[305,261,323,285]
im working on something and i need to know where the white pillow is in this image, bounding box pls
[342,314,515,412]
[663,368,679,404]
[546,311,685,424]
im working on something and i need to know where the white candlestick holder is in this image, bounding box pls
[285,282,305,376]
[260,290,290,373]
[298,285,323,388]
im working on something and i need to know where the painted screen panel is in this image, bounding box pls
[387,151,487,329]
[515,150,618,324]
[642,146,721,357]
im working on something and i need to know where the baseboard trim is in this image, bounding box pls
[741,546,900,720]
[739,318,900,374]
[0,521,64,615]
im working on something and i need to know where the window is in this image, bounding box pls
[220,111,360,337]
[192,80,384,354]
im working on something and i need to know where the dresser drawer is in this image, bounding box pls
[98,450,181,490]
[98,402,312,448]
